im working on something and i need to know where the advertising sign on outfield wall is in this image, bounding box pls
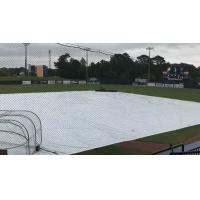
[48,80,56,85]
[22,81,31,85]
[63,80,71,84]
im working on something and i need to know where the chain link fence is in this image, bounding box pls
[0,43,110,70]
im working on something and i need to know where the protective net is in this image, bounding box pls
[0,43,111,69]
[0,110,42,155]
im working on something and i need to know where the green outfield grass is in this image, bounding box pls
[0,83,200,103]
[0,84,98,94]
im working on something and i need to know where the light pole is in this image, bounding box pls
[146,47,154,81]
[49,49,51,69]
[22,43,30,76]
[85,49,89,82]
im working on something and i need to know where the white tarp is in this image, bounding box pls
[1,91,200,154]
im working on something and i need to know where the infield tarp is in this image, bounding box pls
[1,91,200,154]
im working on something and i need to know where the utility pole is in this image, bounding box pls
[49,49,51,69]
[146,47,154,81]
[22,43,30,76]
[85,49,89,82]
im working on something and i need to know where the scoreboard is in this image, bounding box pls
[167,66,184,80]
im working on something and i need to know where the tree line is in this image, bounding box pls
[54,52,200,84]
[0,67,24,76]
[1,52,200,86]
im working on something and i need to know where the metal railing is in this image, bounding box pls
[170,146,200,155]
[170,151,200,155]
[153,144,184,155]
[153,143,200,155]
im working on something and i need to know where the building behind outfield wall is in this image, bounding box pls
[28,65,48,77]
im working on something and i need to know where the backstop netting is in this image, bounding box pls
[0,110,42,155]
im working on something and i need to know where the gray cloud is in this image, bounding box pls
[0,43,200,68]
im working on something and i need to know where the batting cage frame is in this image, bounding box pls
[0,110,42,155]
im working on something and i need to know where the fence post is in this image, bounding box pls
[170,144,173,153]
[182,144,184,152]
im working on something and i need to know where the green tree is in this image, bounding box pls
[80,57,86,67]
[151,55,166,66]
[136,55,149,64]
[54,53,85,79]
[54,53,71,78]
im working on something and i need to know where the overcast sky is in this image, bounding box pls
[0,43,200,68]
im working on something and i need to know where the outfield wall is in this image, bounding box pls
[147,82,184,88]
[0,79,185,88]
[0,80,87,85]
[133,82,184,88]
